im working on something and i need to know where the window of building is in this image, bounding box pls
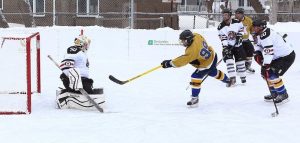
[247,0,251,7]
[238,0,244,7]
[29,0,45,16]
[77,0,99,17]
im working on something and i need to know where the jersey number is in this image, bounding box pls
[200,41,211,60]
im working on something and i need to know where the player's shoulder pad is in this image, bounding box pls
[259,28,271,40]
[217,21,227,30]
[231,19,241,24]
[67,46,81,54]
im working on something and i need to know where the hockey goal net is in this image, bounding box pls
[0,32,41,115]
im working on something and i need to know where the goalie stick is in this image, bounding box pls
[109,65,162,85]
[47,55,104,113]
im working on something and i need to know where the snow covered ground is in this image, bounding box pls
[0,22,299,143]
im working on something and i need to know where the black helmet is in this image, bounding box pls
[222,8,232,16]
[179,30,194,47]
[252,19,267,28]
[235,8,244,14]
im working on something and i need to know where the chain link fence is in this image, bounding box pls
[0,0,300,29]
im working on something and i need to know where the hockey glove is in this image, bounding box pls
[222,46,232,55]
[161,60,173,68]
[261,64,270,79]
[222,46,232,61]
[235,33,243,46]
[254,51,263,65]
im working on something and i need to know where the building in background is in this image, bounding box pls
[0,0,179,29]
[0,0,299,29]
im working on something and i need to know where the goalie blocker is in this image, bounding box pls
[56,88,105,110]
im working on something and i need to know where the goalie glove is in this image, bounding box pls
[68,68,83,91]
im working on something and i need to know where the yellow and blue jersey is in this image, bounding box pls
[172,33,215,70]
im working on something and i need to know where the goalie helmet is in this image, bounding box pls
[179,30,194,47]
[74,35,91,52]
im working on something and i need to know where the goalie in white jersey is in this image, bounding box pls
[252,19,295,104]
[60,35,93,93]
[56,35,105,110]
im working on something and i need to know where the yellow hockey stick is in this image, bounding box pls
[109,65,162,85]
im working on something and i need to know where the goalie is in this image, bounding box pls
[56,35,105,110]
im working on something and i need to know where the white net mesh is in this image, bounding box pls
[0,32,39,114]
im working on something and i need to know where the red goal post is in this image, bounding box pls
[0,32,41,115]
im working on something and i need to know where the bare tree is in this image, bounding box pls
[249,0,268,20]
[19,0,36,27]
[249,0,264,13]
[0,10,9,28]
[206,0,214,13]
[269,0,278,24]
[289,0,294,21]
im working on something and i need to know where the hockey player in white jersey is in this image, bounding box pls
[252,19,295,104]
[56,35,105,110]
[217,9,247,86]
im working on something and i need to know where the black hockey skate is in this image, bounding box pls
[264,93,277,102]
[226,77,236,87]
[240,77,246,84]
[246,67,255,74]
[274,93,289,105]
[187,97,199,108]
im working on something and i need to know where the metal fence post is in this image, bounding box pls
[193,15,196,29]
[160,17,164,28]
[53,0,56,26]
[130,0,134,29]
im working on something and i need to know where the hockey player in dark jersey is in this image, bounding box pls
[218,9,247,86]
[252,19,295,104]
[161,30,231,107]
[56,35,105,110]
[234,8,255,73]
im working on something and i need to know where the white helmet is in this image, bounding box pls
[74,35,91,52]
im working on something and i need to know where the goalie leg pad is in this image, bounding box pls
[68,68,83,90]
[56,90,105,110]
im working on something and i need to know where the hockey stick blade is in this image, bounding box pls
[271,112,279,117]
[109,75,128,85]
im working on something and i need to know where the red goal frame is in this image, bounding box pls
[0,32,41,115]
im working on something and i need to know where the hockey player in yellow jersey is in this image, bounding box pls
[161,30,231,107]
[235,8,255,73]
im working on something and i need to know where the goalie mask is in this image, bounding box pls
[74,35,91,52]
